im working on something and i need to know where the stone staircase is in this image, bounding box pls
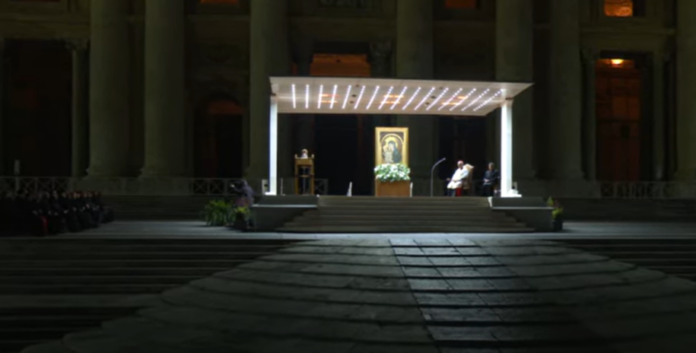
[0,238,292,353]
[278,196,533,233]
[560,198,696,222]
[104,196,220,220]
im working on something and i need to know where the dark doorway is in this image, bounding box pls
[595,57,645,181]
[5,40,72,176]
[438,116,487,181]
[194,96,244,178]
[314,115,369,195]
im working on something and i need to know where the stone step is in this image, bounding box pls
[0,259,249,268]
[277,226,534,233]
[0,267,229,276]
[0,284,178,295]
[294,214,513,223]
[311,209,498,215]
[2,245,286,253]
[0,275,202,285]
[284,220,525,228]
[0,252,274,260]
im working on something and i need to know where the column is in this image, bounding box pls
[141,0,185,177]
[396,0,434,196]
[581,48,599,181]
[548,0,584,180]
[652,51,666,180]
[88,0,131,177]
[0,38,5,176]
[676,0,696,181]
[370,41,393,127]
[66,39,89,177]
[500,100,514,197]
[496,0,535,182]
[248,0,290,189]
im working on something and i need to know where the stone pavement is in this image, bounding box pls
[23,237,696,353]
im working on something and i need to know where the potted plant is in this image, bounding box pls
[374,163,411,197]
[231,206,251,231]
[547,197,564,231]
[201,200,233,227]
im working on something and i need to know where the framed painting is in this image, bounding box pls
[375,127,409,167]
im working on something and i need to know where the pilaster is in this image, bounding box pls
[581,47,599,181]
[66,39,89,177]
[0,38,5,176]
[651,51,667,181]
[369,40,393,127]
[676,0,696,181]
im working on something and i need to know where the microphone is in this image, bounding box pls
[430,158,447,197]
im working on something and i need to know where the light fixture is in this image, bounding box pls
[305,84,310,109]
[438,88,463,111]
[317,85,324,109]
[391,87,409,110]
[291,84,296,109]
[462,89,490,112]
[366,86,381,110]
[354,85,366,110]
[402,87,421,110]
[414,87,437,110]
[378,86,394,110]
[342,85,352,109]
[329,84,338,109]
[426,88,449,111]
[611,59,624,66]
[450,88,476,111]
[473,90,504,111]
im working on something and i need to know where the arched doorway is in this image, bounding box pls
[194,95,244,178]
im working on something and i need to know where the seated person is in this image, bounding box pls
[446,161,470,197]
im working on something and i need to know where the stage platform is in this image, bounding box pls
[252,195,554,233]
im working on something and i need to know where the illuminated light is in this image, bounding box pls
[473,90,504,112]
[354,85,367,109]
[291,84,296,109]
[317,85,324,109]
[329,85,338,109]
[461,89,490,112]
[611,58,624,66]
[402,87,421,110]
[341,85,352,109]
[414,87,437,110]
[438,88,463,111]
[426,88,450,111]
[450,88,476,111]
[378,86,395,110]
[305,85,310,109]
[391,87,409,110]
[365,86,381,110]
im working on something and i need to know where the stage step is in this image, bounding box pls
[279,196,531,233]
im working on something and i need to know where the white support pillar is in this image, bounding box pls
[268,96,279,196]
[500,99,515,197]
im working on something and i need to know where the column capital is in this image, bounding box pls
[65,38,89,52]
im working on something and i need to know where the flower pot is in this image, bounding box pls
[375,180,410,197]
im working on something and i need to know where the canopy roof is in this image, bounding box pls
[270,77,532,117]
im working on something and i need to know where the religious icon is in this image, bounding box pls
[375,127,409,167]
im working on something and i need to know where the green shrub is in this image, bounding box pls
[374,163,411,182]
[202,200,233,226]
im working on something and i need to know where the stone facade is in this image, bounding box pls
[0,0,689,196]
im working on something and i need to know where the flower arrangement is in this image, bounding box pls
[374,163,411,182]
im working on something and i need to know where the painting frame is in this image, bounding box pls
[375,127,409,167]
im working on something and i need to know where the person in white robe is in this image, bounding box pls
[447,161,469,197]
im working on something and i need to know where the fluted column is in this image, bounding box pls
[87,0,130,177]
[248,0,290,184]
[652,51,666,180]
[0,38,5,176]
[676,0,696,181]
[582,48,599,181]
[549,0,584,180]
[496,0,535,183]
[67,39,89,177]
[396,0,434,195]
[370,41,393,127]
[141,0,185,177]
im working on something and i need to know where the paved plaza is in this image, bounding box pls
[7,221,696,353]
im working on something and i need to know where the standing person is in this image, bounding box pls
[481,162,500,197]
[298,149,312,195]
[446,161,469,197]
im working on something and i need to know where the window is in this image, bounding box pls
[604,0,645,17]
[445,0,479,9]
[199,0,239,4]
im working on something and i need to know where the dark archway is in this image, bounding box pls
[194,94,244,178]
[4,39,71,176]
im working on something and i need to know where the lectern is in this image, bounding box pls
[294,154,315,195]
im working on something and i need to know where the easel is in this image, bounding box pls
[294,155,315,195]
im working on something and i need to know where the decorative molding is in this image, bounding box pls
[65,38,89,52]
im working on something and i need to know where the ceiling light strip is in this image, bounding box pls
[329,84,338,109]
[461,89,490,112]
[342,85,353,109]
[402,87,421,110]
[317,85,324,109]
[365,86,381,110]
[473,90,504,111]
[391,86,409,110]
[450,88,477,111]
[354,85,366,110]
[378,86,395,110]
[425,88,450,111]
[414,87,437,111]
[438,88,463,111]
[305,85,310,109]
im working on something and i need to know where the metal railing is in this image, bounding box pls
[0,177,329,196]
[596,181,696,199]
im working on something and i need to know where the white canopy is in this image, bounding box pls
[270,77,532,117]
[267,77,533,198]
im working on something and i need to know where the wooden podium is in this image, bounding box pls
[294,155,315,195]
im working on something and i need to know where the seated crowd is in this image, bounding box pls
[0,190,114,236]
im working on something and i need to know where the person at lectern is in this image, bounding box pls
[446,161,470,197]
[298,149,311,194]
